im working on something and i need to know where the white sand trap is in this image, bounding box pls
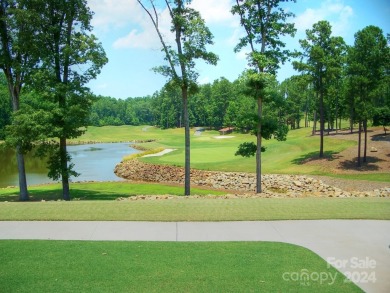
[214,136,235,139]
[143,149,177,157]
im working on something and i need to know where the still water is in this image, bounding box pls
[0,143,138,188]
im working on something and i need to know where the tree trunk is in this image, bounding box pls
[16,146,29,201]
[256,97,262,193]
[350,107,354,133]
[335,92,339,133]
[339,116,342,131]
[319,87,324,158]
[305,111,308,128]
[182,87,191,196]
[357,121,362,167]
[363,120,368,163]
[60,137,70,200]
[8,81,29,201]
[305,94,309,128]
[312,111,317,136]
[327,121,330,135]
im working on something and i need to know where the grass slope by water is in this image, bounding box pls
[0,182,226,202]
[1,182,389,221]
[0,241,362,293]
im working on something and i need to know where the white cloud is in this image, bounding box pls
[97,83,108,89]
[89,0,241,50]
[295,8,323,31]
[294,0,354,37]
[190,0,236,25]
[332,5,353,36]
[226,27,244,47]
[112,6,174,49]
[89,0,174,50]
[235,48,250,61]
[198,76,211,84]
[88,0,143,30]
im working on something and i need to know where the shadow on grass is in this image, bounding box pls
[291,151,340,165]
[0,188,134,202]
[371,133,390,142]
[338,156,385,171]
[312,128,374,137]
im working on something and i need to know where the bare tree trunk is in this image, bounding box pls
[350,107,354,133]
[305,111,308,128]
[182,87,191,196]
[312,111,317,135]
[327,121,330,135]
[319,87,325,158]
[357,121,362,167]
[16,147,29,201]
[60,137,70,200]
[305,94,309,128]
[256,97,262,193]
[363,120,368,163]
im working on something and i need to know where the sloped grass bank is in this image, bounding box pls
[0,241,362,293]
[0,182,226,202]
[0,197,389,221]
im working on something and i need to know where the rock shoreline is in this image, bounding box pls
[67,139,156,145]
[114,159,390,198]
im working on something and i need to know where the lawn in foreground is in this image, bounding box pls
[0,241,362,293]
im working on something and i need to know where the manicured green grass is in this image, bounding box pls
[0,241,362,293]
[70,125,186,145]
[0,182,226,202]
[0,197,388,221]
[1,182,388,221]
[73,125,373,178]
[327,173,390,183]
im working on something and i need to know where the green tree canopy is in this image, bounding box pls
[293,20,346,158]
[231,0,296,193]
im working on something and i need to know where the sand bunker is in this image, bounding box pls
[213,136,235,139]
[143,149,177,157]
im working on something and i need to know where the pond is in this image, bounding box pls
[0,143,138,188]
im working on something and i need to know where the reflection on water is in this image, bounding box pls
[0,143,138,187]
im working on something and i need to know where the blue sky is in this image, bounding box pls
[87,0,390,99]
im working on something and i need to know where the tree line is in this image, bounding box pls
[87,77,259,131]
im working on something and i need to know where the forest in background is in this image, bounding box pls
[1,66,389,138]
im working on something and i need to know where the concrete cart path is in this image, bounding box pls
[1,220,389,293]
